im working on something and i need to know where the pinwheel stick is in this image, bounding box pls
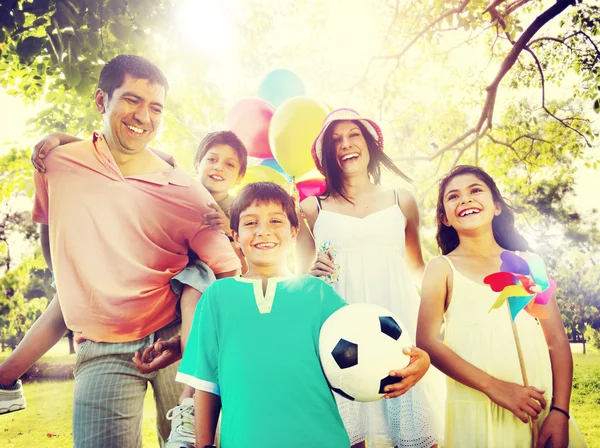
[507,302,539,447]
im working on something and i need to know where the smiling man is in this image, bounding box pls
[27,55,240,447]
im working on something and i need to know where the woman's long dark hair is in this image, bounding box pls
[320,120,411,203]
[436,165,529,255]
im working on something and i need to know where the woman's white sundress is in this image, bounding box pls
[313,191,443,447]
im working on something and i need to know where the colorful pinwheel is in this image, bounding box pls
[484,251,557,321]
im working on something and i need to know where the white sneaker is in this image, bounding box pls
[164,397,196,448]
[0,379,26,415]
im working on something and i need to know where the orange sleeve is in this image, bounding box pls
[189,228,241,275]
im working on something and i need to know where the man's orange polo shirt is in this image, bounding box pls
[32,132,241,343]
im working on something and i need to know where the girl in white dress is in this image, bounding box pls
[297,108,442,448]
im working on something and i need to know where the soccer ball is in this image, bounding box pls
[319,303,413,402]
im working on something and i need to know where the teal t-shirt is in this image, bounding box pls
[176,275,350,448]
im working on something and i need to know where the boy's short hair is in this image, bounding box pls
[230,182,298,233]
[194,131,248,177]
[98,55,169,99]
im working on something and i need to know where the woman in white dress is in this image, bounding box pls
[297,108,442,448]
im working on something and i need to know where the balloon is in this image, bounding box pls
[296,178,326,202]
[297,168,324,182]
[225,98,274,159]
[229,166,290,196]
[269,96,329,178]
[258,69,307,108]
[258,158,292,181]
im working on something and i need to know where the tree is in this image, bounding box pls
[0,145,54,349]
[542,248,600,353]
[0,0,232,166]
[364,0,599,165]
[0,252,48,350]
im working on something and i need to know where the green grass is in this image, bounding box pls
[1,381,158,448]
[1,345,598,447]
[571,351,600,446]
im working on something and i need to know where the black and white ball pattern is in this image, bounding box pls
[319,303,412,402]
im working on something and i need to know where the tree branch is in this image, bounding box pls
[503,0,534,17]
[530,31,600,67]
[397,125,490,162]
[376,0,472,61]
[430,0,576,158]
[484,0,511,15]
[524,45,592,146]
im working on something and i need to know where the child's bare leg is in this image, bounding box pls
[179,384,195,403]
[0,295,67,386]
[180,285,200,352]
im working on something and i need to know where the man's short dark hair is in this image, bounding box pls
[230,182,298,233]
[194,131,248,177]
[98,55,169,99]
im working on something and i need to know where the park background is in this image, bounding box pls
[0,0,599,446]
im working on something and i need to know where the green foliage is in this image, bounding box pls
[0,0,224,153]
[542,248,600,343]
[0,147,33,199]
[585,324,600,350]
[0,146,48,347]
[0,252,49,349]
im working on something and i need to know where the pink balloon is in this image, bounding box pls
[297,178,326,202]
[225,98,275,159]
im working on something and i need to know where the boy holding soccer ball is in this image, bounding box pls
[176,182,429,447]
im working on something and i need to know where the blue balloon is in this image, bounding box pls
[258,158,292,181]
[258,69,307,108]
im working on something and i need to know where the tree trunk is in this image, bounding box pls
[67,330,75,354]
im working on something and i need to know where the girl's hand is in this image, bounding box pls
[537,409,569,448]
[383,347,430,399]
[32,133,61,173]
[309,251,334,278]
[204,202,231,236]
[485,379,546,423]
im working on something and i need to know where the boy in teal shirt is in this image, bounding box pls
[176,182,350,447]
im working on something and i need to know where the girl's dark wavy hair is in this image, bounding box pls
[436,165,529,255]
[320,120,411,203]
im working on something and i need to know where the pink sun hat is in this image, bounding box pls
[311,108,384,174]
